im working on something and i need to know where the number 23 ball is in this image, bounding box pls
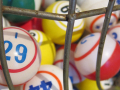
[0,27,41,86]
[74,33,120,80]
[42,1,85,45]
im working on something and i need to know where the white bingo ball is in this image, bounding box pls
[34,0,42,10]
[100,78,113,90]
[20,65,73,90]
[107,23,120,44]
[76,0,84,6]
[54,44,85,84]
[3,16,11,28]
[77,0,105,6]
[74,33,120,80]
[80,0,119,33]
[0,26,41,86]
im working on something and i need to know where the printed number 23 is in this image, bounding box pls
[4,40,27,63]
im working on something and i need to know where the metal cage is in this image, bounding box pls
[0,0,120,90]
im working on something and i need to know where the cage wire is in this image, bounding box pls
[0,0,120,90]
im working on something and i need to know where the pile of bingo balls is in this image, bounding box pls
[1,0,120,90]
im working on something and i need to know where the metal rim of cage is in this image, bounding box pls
[0,0,119,90]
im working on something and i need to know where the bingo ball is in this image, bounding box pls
[20,65,73,90]
[3,0,41,23]
[28,30,56,65]
[0,26,41,86]
[74,78,113,90]
[3,16,11,28]
[80,0,119,33]
[107,23,120,44]
[54,44,85,84]
[74,33,120,80]
[42,1,85,45]
[76,0,84,6]
[41,0,68,10]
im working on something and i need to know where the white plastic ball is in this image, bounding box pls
[107,23,120,44]
[20,65,73,90]
[54,44,85,84]
[80,0,119,33]
[3,16,11,28]
[74,33,120,80]
[0,26,41,86]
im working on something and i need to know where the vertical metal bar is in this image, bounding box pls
[96,0,115,90]
[63,0,76,90]
[0,0,15,90]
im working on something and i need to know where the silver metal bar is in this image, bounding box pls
[96,0,115,90]
[2,6,66,21]
[0,0,15,90]
[63,0,76,90]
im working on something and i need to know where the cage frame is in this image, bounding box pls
[0,0,119,90]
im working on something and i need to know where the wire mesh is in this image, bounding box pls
[0,0,119,90]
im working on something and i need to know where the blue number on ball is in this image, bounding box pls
[112,32,120,44]
[81,34,95,44]
[29,80,52,90]
[4,40,13,61]
[15,44,27,63]
[4,40,27,63]
[112,32,117,39]
[117,0,120,4]
[29,85,40,90]
[69,76,73,84]
[40,80,52,90]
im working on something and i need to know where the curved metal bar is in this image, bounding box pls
[0,0,15,90]
[63,0,76,90]
[2,6,66,21]
[96,0,115,90]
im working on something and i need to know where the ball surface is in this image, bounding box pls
[41,0,68,10]
[107,23,120,44]
[74,78,113,90]
[80,0,119,33]
[28,30,56,65]
[20,65,73,90]
[54,44,85,84]
[42,1,85,45]
[0,26,41,86]
[74,33,120,80]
